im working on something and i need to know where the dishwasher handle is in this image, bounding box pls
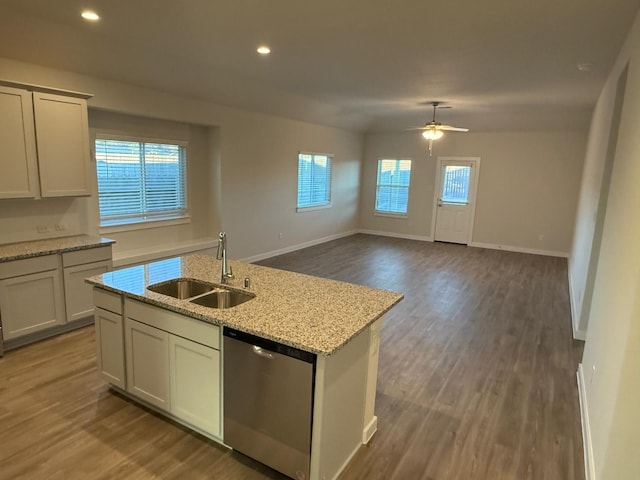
[252,345,274,359]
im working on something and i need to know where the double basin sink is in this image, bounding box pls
[147,278,254,309]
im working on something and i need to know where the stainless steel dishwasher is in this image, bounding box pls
[223,327,316,480]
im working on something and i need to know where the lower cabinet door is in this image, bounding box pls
[170,335,221,437]
[0,269,65,340]
[95,307,125,389]
[125,318,170,411]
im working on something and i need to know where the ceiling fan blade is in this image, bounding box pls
[438,125,469,132]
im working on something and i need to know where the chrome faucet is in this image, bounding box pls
[216,231,234,284]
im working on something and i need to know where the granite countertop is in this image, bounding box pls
[0,235,115,263]
[87,254,403,356]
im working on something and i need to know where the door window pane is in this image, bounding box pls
[442,165,471,203]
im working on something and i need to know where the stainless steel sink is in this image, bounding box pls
[147,279,215,299]
[190,289,255,309]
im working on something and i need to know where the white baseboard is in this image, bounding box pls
[362,415,378,444]
[577,364,596,480]
[112,238,217,267]
[240,230,358,263]
[358,229,433,242]
[468,241,569,258]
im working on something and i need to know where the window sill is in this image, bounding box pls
[99,215,191,234]
[296,203,332,213]
[374,211,408,219]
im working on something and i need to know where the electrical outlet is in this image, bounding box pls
[590,365,596,384]
[278,232,284,240]
[538,234,545,241]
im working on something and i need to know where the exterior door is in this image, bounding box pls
[433,157,480,244]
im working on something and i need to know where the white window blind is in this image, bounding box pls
[375,159,412,214]
[95,138,187,227]
[297,152,332,209]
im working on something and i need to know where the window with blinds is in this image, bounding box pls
[297,152,332,210]
[95,138,187,227]
[375,159,412,215]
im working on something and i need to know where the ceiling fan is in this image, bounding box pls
[414,101,469,155]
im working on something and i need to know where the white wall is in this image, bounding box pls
[219,112,362,259]
[568,65,628,340]
[361,131,586,255]
[0,57,362,259]
[578,10,640,480]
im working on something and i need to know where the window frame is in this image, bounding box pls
[374,158,412,217]
[94,133,189,232]
[296,151,333,212]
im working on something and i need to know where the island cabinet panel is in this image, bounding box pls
[0,86,38,199]
[310,324,373,480]
[124,317,171,411]
[169,335,221,437]
[95,307,125,389]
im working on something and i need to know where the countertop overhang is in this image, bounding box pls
[86,254,404,356]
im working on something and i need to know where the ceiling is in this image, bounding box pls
[0,0,638,132]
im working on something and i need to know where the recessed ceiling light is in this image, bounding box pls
[578,63,593,72]
[257,46,271,55]
[81,10,100,21]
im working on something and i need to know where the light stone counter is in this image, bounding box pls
[87,254,403,355]
[0,235,115,262]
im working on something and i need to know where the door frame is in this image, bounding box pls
[430,156,481,245]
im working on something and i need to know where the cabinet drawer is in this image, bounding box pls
[94,288,123,315]
[63,246,112,267]
[0,254,59,279]
[125,298,220,350]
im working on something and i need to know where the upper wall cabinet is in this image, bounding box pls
[0,86,38,199]
[0,82,92,199]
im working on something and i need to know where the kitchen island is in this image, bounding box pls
[87,254,403,480]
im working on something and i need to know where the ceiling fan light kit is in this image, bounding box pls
[422,128,444,140]
[418,101,469,155]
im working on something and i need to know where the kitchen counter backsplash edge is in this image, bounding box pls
[0,235,115,262]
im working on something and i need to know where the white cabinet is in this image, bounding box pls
[95,306,126,389]
[94,289,125,388]
[119,298,222,438]
[170,334,221,437]
[0,86,38,199]
[125,317,171,410]
[0,255,65,340]
[0,245,113,347]
[63,246,112,323]
[33,92,91,197]
[0,83,91,199]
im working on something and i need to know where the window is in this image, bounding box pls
[297,152,332,210]
[375,159,412,215]
[95,137,187,227]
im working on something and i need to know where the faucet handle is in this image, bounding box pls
[227,264,234,279]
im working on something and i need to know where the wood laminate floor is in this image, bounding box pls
[0,234,584,480]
